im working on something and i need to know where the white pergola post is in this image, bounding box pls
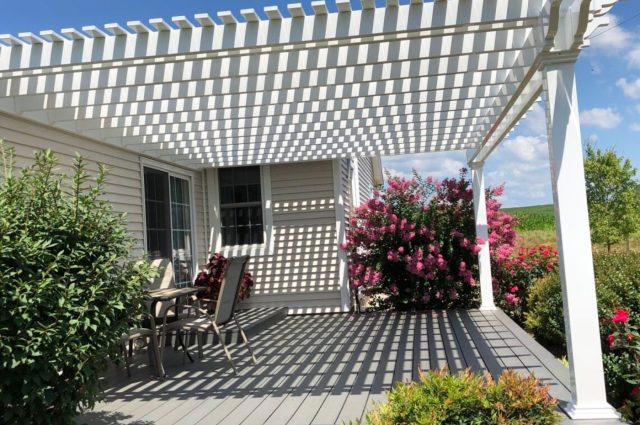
[468,160,496,310]
[541,59,618,420]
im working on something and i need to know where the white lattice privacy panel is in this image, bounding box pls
[0,0,617,168]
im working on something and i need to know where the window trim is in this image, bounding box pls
[140,158,199,284]
[206,165,274,257]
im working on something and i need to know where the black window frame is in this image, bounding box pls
[218,166,265,247]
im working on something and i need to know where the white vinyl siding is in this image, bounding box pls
[0,112,207,268]
[235,161,342,313]
[357,157,376,206]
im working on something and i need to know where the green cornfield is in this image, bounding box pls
[502,204,556,232]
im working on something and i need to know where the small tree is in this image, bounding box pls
[584,145,640,251]
[0,141,154,424]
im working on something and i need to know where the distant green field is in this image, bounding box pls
[502,204,556,232]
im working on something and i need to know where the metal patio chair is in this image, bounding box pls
[121,312,165,380]
[159,255,257,374]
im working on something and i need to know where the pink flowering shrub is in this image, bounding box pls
[343,169,515,310]
[194,253,254,310]
[492,245,558,323]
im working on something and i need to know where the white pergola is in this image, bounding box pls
[0,0,620,419]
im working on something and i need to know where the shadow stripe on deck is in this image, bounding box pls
[81,310,579,425]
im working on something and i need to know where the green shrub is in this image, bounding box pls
[525,252,640,413]
[526,252,640,350]
[0,143,154,424]
[348,369,560,425]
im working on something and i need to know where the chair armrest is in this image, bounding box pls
[161,304,210,327]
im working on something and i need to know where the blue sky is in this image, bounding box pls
[1,0,639,207]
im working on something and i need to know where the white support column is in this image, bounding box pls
[542,59,619,420]
[468,160,496,310]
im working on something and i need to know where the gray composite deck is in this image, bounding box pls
[80,309,621,425]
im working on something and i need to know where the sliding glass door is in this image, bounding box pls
[144,167,194,287]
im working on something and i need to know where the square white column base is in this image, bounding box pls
[561,402,620,421]
[479,304,497,311]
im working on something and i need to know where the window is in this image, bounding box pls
[218,166,264,246]
[144,167,194,286]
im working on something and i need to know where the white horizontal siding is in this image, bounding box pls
[357,156,375,206]
[0,112,146,256]
[239,160,342,311]
[0,112,207,269]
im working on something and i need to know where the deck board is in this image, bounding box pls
[79,310,596,425]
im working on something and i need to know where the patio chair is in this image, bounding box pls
[121,312,165,380]
[159,255,257,374]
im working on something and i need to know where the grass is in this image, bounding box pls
[502,204,640,252]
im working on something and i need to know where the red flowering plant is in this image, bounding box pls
[194,253,254,311]
[604,308,640,422]
[491,245,558,323]
[342,169,513,310]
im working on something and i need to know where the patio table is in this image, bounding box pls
[146,286,203,319]
[146,286,204,363]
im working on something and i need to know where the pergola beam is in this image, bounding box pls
[0,0,544,72]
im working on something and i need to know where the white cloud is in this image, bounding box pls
[382,151,466,181]
[618,78,640,99]
[579,107,622,129]
[586,134,599,143]
[588,16,633,52]
[587,15,640,69]
[630,123,640,132]
[485,135,552,207]
[502,135,548,162]
[521,103,547,136]
[627,46,640,69]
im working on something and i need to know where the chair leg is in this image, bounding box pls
[234,317,257,365]
[149,334,165,380]
[212,322,237,374]
[122,340,132,377]
[177,330,194,363]
[197,332,204,359]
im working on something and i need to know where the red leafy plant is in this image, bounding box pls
[604,308,640,422]
[194,253,254,308]
[342,169,516,310]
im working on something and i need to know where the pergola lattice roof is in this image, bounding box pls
[0,0,616,168]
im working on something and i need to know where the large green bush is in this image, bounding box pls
[348,369,560,425]
[525,252,640,415]
[0,143,154,424]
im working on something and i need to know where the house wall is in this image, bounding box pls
[0,111,381,313]
[231,161,344,313]
[357,157,376,206]
[0,112,208,269]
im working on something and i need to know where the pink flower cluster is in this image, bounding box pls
[342,169,511,310]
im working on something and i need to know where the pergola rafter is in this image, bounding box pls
[0,0,555,167]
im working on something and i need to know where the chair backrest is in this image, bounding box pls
[148,258,174,290]
[148,258,174,317]
[214,255,250,326]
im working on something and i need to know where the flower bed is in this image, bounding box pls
[525,252,640,422]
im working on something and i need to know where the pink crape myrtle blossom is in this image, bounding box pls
[342,169,518,310]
